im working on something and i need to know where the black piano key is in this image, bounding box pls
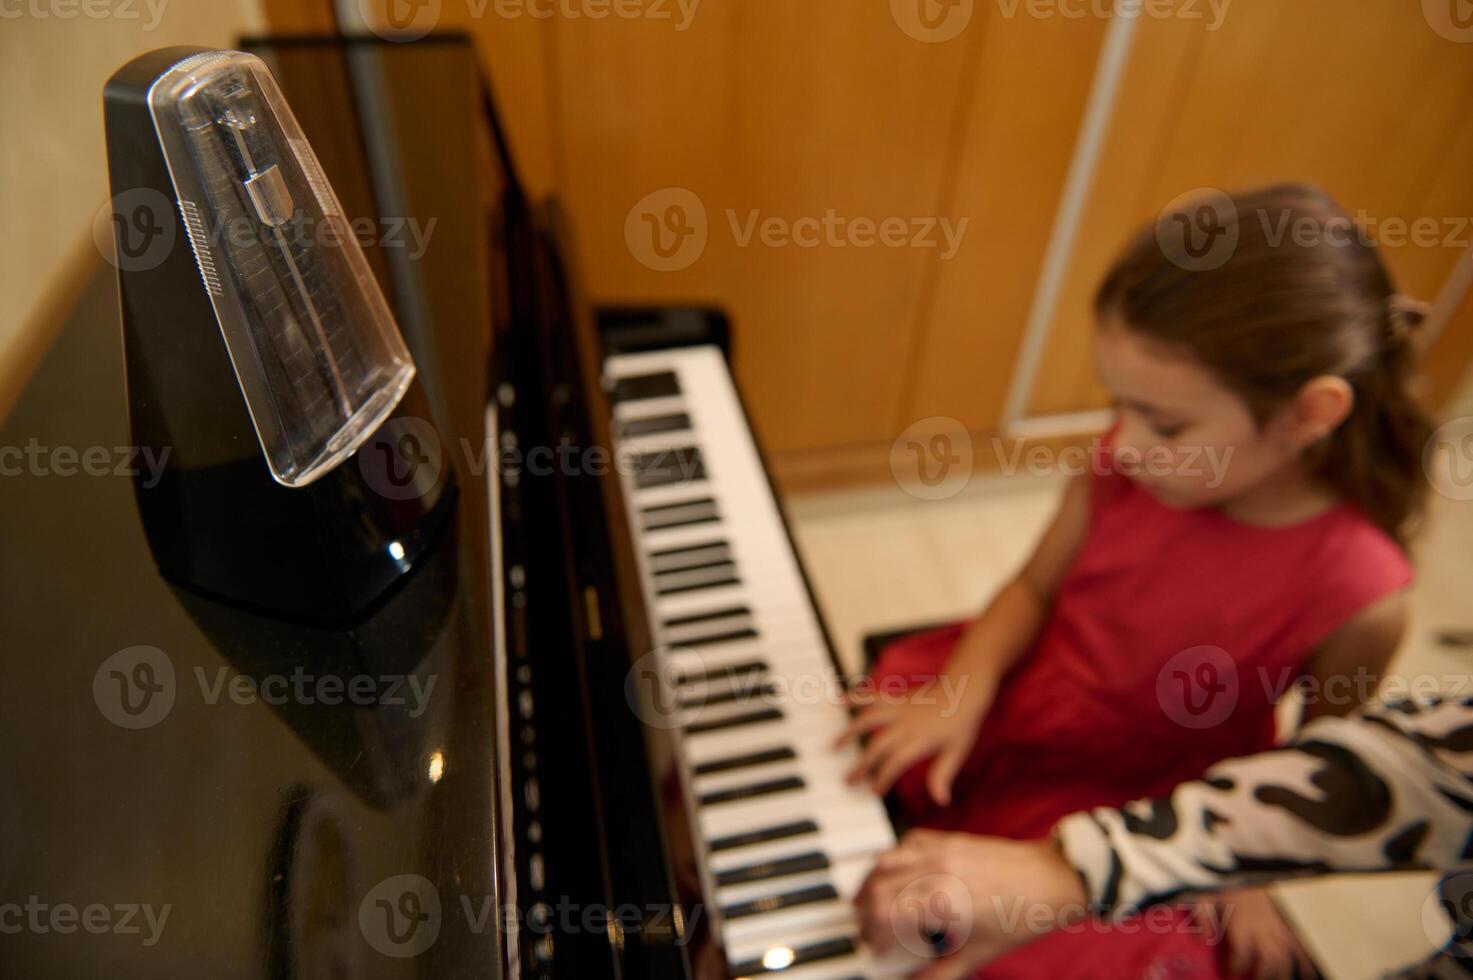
[649,540,733,573]
[657,572,741,597]
[641,497,720,531]
[715,851,830,888]
[686,706,782,735]
[699,775,805,807]
[674,659,767,688]
[612,371,681,403]
[618,411,691,439]
[649,537,729,559]
[722,883,840,921]
[645,513,720,532]
[708,819,819,852]
[692,746,796,776]
[664,604,751,628]
[680,678,775,710]
[633,447,706,490]
[729,937,857,977]
[677,627,759,649]
[643,496,716,517]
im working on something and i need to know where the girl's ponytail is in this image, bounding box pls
[1311,296,1432,549]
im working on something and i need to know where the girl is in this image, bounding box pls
[839,184,1432,979]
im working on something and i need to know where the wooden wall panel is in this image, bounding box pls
[435,5,560,196]
[1027,0,1473,417]
[548,0,973,453]
[904,10,1109,433]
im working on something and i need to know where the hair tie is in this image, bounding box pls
[1385,294,1429,351]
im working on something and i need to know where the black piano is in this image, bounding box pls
[0,37,909,978]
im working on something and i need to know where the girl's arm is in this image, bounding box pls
[857,698,1473,977]
[838,473,1092,803]
[1210,591,1407,979]
[1302,590,1408,721]
[943,472,1093,687]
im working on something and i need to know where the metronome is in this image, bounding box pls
[102,48,454,623]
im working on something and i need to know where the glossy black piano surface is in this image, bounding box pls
[0,36,706,979]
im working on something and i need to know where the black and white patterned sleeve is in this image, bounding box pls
[1055,697,1473,917]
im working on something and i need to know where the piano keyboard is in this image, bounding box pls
[604,346,916,979]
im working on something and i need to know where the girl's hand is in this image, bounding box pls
[835,672,995,805]
[1206,888,1318,980]
[854,830,1086,979]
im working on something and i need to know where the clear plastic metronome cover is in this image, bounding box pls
[148,50,415,488]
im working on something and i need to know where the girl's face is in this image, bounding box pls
[1091,317,1302,510]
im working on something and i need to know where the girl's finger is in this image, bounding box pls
[1255,946,1289,980]
[914,947,989,980]
[845,724,903,785]
[1291,939,1318,979]
[900,827,949,848]
[833,705,890,749]
[873,839,937,874]
[855,869,916,953]
[870,739,927,795]
[926,741,969,807]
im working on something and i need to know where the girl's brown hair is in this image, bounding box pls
[1094,183,1431,549]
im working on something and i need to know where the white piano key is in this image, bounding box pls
[708,814,893,875]
[607,346,900,976]
[609,392,687,422]
[723,921,862,975]
[698,779,886,844]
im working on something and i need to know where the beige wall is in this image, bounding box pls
[0,0,265,412]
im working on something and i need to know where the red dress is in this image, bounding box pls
[872,460,1412,979]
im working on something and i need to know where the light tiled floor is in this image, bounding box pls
[785,391,1473,979]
